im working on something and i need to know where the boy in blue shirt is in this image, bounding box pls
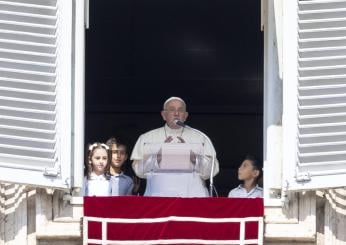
[106,137,134,196]
[228,155,263,198]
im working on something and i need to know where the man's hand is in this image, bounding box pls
[190,150,197,164]
[132,176,141,195]
[157,148,162,165]
[177,136,185,143]
[164,136,173,143]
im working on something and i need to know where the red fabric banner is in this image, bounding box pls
[84,196,264,244]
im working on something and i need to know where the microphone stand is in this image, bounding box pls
[183,124,217,197]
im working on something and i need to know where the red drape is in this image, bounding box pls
[84,196,264,244]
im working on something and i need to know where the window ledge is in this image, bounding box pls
[36,221,81,240]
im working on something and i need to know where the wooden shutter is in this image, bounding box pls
[0,0,74,188]
[288,0,346,190]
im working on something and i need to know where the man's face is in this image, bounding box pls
[161,99,188,129]
[110,144,127,168]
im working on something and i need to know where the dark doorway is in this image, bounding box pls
[85,0,263,196]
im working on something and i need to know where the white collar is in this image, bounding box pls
[112,172,124,177]
[90,172,107,180]
[238,184,260,192]
[164,124,184,135]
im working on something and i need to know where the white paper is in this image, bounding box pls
[160,143,192,170]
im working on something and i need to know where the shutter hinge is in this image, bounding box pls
[295,172,311,183]
[43,165,61,177]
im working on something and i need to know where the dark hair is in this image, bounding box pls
[85,142,111,180]
[106,137,128,153]
[242,154,262,184]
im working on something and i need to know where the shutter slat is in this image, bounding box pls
[0,47,56,59]
[0,116,55,130]
[299,1,346,11]
[299,152,346,164]
[299,133,346,145]
[0,22,55,35]
[299,57,346,67]
[298,93,346,106]
[0,126,55,140]
[299,85,346,95]
[300,102,346,109]
[0,78,56,91]
[0,69,55,81]
[0,11,57,26]
[0,124,55,134]
[0,9,56,19]
[0,89,55,101]
[0,97,55,111]
[299,66,346,77]
[299,114,346,125]
[0,20,56,30]
[0,106,55,116]
[299,143,346,153]
[0,1,57,14]
[298,164,346,176]
[0,107,55,121]
[0,134,55,148]
[299,19,346,29]
[0,39,56,53]
[299,8,346,20]
[0,30,56,44]
[0,59,55,73]
[0,154,55,169]
[299,76,346,86]
[300,137,346,145]
[300,106,346,115]
[299,28,346,39]
[0,144,55,159]
[299,38,346,49]
[0,0,56,6]
[0,50,56,63]
[299,47,346,58]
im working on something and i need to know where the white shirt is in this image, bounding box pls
[83,173,111,196]
[228,184,263,198]
[131,124,219,197]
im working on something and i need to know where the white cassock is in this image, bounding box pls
[131,124,219,197]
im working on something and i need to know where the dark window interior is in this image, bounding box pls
[85,0,263,196]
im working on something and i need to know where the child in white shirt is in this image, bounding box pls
[83,142,111,196]
[228,155,263,198]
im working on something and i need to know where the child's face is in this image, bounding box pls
[90,148,108,175]
[238,160,259,181]
[110,144,127,168]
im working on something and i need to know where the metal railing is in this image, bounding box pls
[83,215,263,245]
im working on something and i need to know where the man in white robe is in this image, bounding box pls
[131,97,219,197]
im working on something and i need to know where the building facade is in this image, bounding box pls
[0,0,346,244]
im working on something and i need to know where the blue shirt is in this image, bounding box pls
[228,184,263,198]
[110,172,134,196]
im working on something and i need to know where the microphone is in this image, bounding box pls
[173,119,186,128]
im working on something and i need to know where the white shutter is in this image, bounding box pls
[0,0,73,188]
[286,0,346,190]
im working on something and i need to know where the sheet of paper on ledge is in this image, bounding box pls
[160,143,191,170]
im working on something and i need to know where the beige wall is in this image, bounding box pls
[0,183,81,245]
